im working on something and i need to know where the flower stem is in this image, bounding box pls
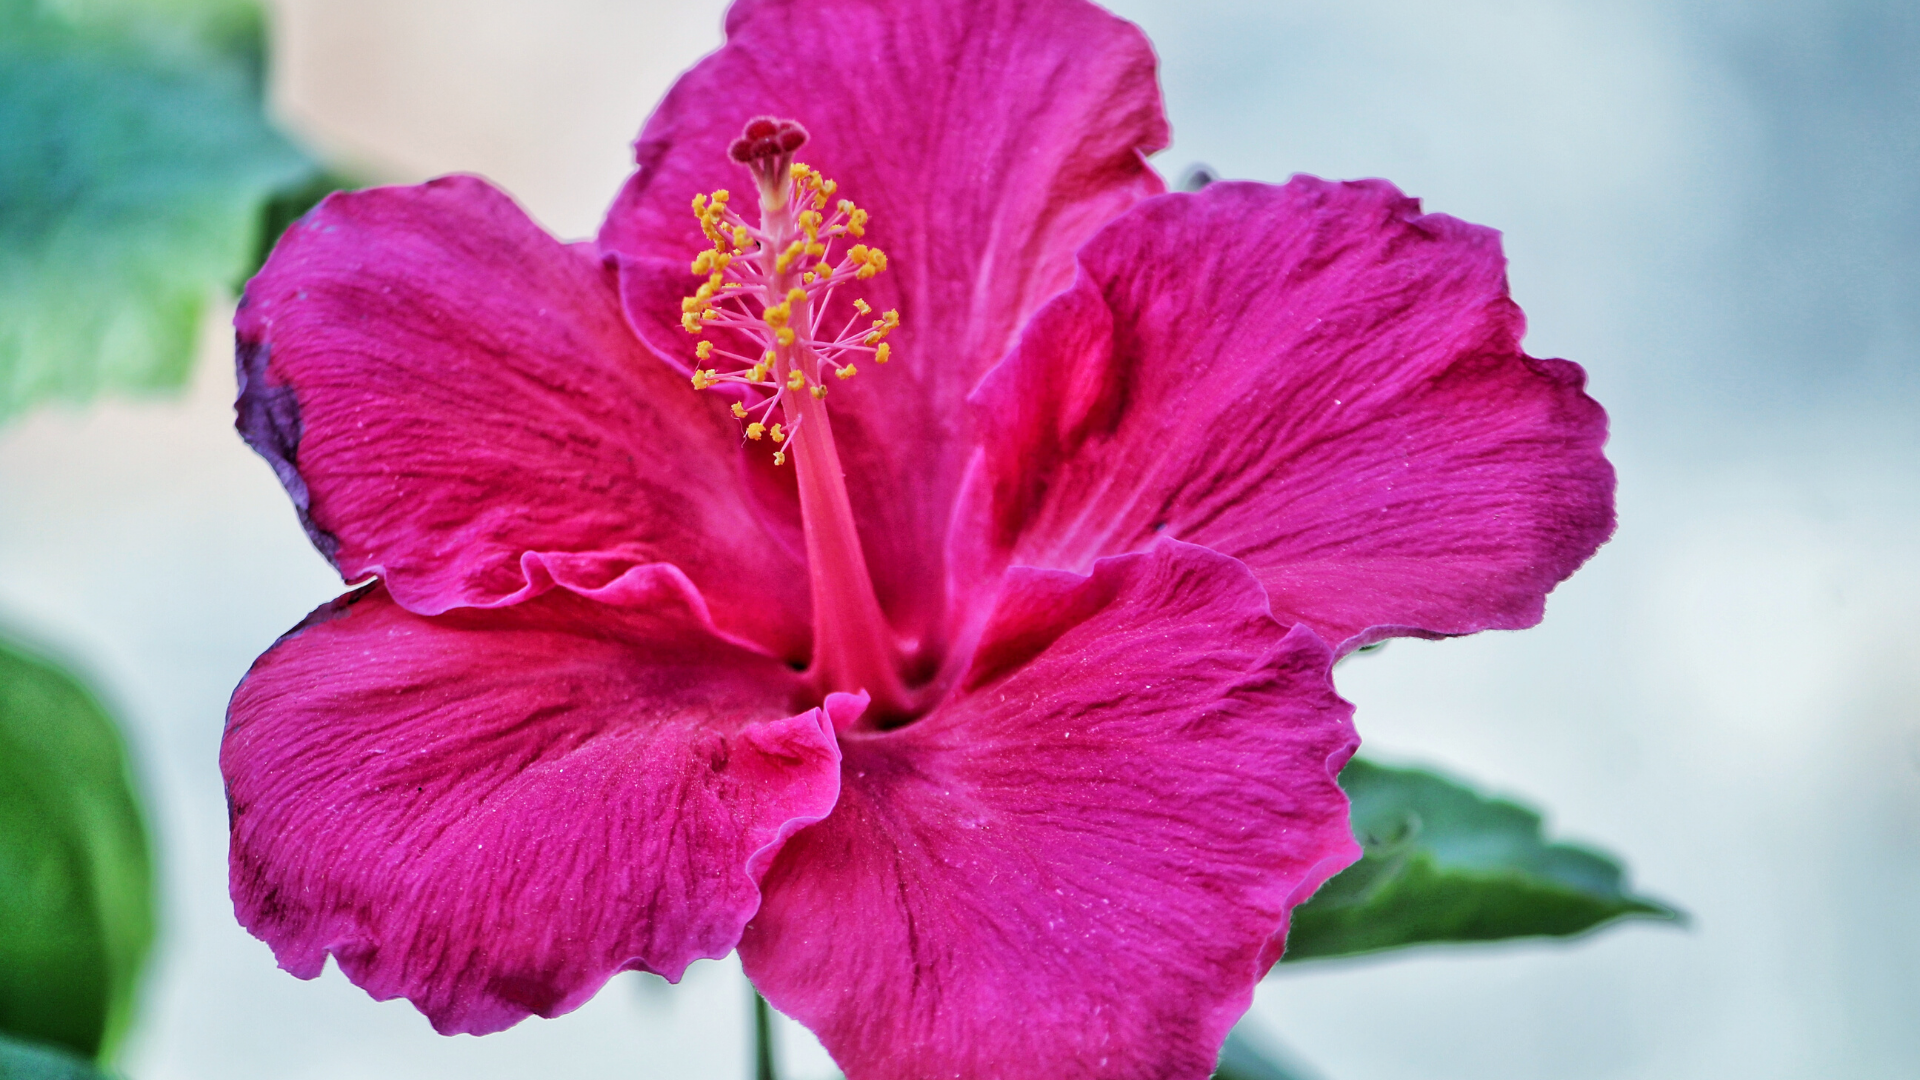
[752,989,778,1080]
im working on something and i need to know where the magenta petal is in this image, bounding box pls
[739,542,1358,1080]
[222,570,841,1035]
[599,0,1169,651]
[970,178,1617,652]
[237,175,810,657]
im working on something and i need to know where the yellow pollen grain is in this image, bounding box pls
[787,287,807,305]
[747,422,766,440]
[773,450,786,466]
[853,298,871,315]
[696,341,713,360]
[770,423,785,442]
[875,342,890,364]
[731,402,748,418]
[837,364,857,380]
[776,327,795,346]
[786,369,807,390]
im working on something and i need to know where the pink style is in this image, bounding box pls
[221,0,1614,1078]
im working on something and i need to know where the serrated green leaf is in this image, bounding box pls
[0,633,153,1062]
[1281,759,1680,963]
[0,0,317,424]
[0,1032,114,1080]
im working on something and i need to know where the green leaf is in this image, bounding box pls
[0,1032,114,1080]
[244,168,357,285]
[0,0,319,424]
[0,633,153,1061]
[1281,758,1681,963]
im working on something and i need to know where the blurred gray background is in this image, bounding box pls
[2,0,1915,1076]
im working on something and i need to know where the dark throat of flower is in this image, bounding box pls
[684,116,909,715]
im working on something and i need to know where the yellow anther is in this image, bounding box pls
[803,272,816,284]
[798,210,822,239]
[775,240,806,273]
[770,423,786,442]
[764,302,790,329]
[691,368,718,390]
[681,313,702,333]
[805,241,826,258]
[732,226,749,248]
[814,262,832,278]
[693,193,708,213]
[696,341,713,360]
[853,298,871,315]
[863,309,901,344]
[837,364,858,380]
[856,247,887,279]
[790,162,810,180]
[773,450,786,466]
[776,327,795,346]
[787,287,807,305]
[847,207,868,238]
[822,179,837,197]
[811,384,828,399]
[837,199,854,215]
[711,189,730,205]
[875,342,890,364]
[731,402,748,418]
[787,369,807,390]
[702,309,719,321]
[747,422,766,440]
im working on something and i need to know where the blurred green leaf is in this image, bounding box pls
[1282,759,1680,963]
[0,0,319,424]
[0,633,153,1061]
[245,168,356,284]
[0,1032,114,1080]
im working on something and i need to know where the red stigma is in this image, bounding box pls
[729,116,810,163]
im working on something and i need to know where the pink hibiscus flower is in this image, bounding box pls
[222,0,1613,1076]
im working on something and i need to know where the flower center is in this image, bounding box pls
[681,116,908,716]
